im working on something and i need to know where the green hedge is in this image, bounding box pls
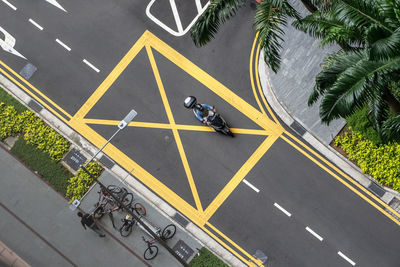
[189,248,228,267]
[11,137,72,194]
[0,102,70,161]
[66,161,103,202]
[335,128,400,191]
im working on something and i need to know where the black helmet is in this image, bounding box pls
[184,96,197,109]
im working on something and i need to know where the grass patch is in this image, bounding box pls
[11,137,72,194]
[345,106,382,145]
[189,248,228,267]
[0,87,27,113]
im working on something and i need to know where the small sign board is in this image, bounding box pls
[172,240,194,262]
[64,149,87,171]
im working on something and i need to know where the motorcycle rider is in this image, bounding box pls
[184,96,216,124]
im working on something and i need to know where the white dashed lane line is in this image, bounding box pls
[83,59,100,73]
[273,203,292,217]
[2,0,17,10]
[29,19,44,31]
[338,251,356,266]
[55,39,71,51]
[305,226,323,241]
[242,179,260,193]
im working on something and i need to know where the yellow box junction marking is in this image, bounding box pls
[69,30,281,228]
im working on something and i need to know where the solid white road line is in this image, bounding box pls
[2,0,17,10]
[29,19,44,31]
[338,251,356,266]
[169,0,183,32]
[242,179,260,193]
[83,59,100,73]
[305,226,323,241]
[273,203,292,217]
[55,39,71,51]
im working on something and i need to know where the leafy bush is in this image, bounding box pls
[0,103,18,140]
[345,107,382,145]
[11,137,72,194]
[66,161,103,202]
[23,118,70,161]
[335,128,400,191]
[0,87,27,113]
[189,247,228,267]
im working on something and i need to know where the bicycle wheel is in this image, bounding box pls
[119,223,133,237]
[144,245,158,260]
[93,206,104,219]
[121,193,134,208]
[134,203,147,216]
[161,224,176,240]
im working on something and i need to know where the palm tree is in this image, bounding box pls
[189,0,318,73]
[293,0,400,142]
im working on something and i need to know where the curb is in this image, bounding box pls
[0,74,245,267]
[257,50,400,212]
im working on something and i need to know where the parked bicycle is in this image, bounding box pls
[119,203,147,237]
[93,185,134,227]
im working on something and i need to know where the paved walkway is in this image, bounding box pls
[0,144,199,267]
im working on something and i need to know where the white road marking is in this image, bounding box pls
[2,0,17,10]
[83,59,100,73]
[29,19,44,31]
[0,26,26,59]
[338,251,356,266]
[305,226,323,241]
[273,203,292,217]
[146,0,210,36]
[46,0,67,12]
[55,39,71,51]
[242,179,260,193]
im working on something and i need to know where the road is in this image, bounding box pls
[1,0,400,266]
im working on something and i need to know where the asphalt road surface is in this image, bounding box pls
[1,1,400,266]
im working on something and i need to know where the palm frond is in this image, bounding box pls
[382,114,400,142]
[369,90,389,137]
[189,0,246,47]
[320,55,400,123]
[254,0,299,73]
[369,27,400,61]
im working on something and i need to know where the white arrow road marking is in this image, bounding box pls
[46,0,67,12]
[0,26,26,59]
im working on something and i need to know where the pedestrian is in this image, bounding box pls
[77,211,105,237]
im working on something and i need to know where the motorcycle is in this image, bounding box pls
[200,111,234,137]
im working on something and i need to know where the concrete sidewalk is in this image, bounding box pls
[0,144,190,267]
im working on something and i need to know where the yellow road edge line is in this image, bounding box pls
[0,61,72,119]
[0,67,70,123]
[72,31,150,120]
[204,134,280,220]
[281,134,400,226]
[254,38,279,124]
[250,32,266,115]
[146,32,284,136]
[146,45,204,213]
[82,119,271,135]
[283,131,400,219]
[203,223,263,267]
[69,118,206,225]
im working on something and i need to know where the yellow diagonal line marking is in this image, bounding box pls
[203,223,263,267]
[69,117,205,224]
[146,32,284,136]
[0,61,72,120]
[146,44,204,213]
[250,32,266,116]
[72,32,148,120]
[204,134,280,221]
[282,132,400,226]
[82,118,272,135]
[254,36,279,124]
